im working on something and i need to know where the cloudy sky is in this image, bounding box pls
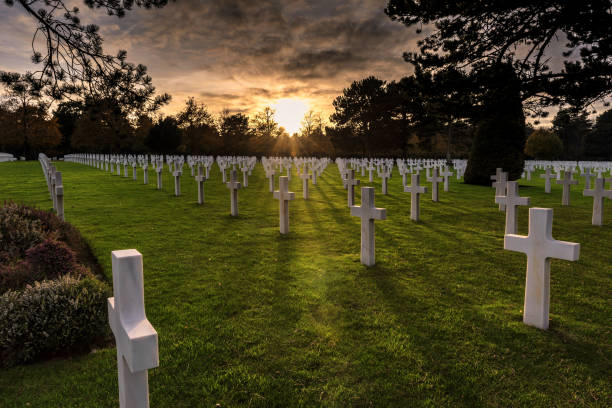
[1,0,421,131]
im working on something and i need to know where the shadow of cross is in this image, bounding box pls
[350,187,386,266]
[274,176,295,234]
[108,249,158,408]
[504,208,580,330]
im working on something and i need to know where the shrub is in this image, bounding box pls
[0,239,93,292]
[0,202,47,263]
[0,276,111,367]
[524,128,564,159]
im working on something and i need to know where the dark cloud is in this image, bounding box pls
[0,0,419,117]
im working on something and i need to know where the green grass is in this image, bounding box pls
[0,160,610,407]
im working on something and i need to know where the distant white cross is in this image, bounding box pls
[350,187,386,266]
[504,208,580,330]
[583,177,612,226]
[540,168,555,194]
[556,171,578,206]
[300,171,311,200]
[404,173,427,221]
[427,168,443,202]
[108,249,159,408]
[440,168,453,192]
[495,181,530,234]
[227,170,241,216]
[343,169,360,207]
[195,165,206,204]
[492,171,508,211]
[273,176,295,234]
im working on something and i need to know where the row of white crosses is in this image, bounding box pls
[492,168,580,330]
[39,153,65,221]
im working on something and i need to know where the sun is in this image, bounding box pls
[272,98,309,136]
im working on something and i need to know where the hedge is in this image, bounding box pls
[0,276,111,367]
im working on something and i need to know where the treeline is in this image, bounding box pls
[1,75,611,160]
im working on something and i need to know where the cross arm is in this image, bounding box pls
[545,240,580,262]
[504,234,530,254]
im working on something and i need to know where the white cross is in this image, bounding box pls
[583,177,612,226]
[492,171,508,211]
[427,168,443,202]
[268,169,276,193]
[343,169,360,207]
[242,168,249,188]
[556,171,578,206]
[350,187,386,266]
[404,173,427,221]
[273,176,295,234]
[300,171,311,200]
[582,168,593,190]
[108,250,158,408]
[173,171,182,197]
[379,170,390,195]
[504,208,580,330]
[495,181,530,234]
[226,170,241,216]
[540,168,554,194]
[440,168,453,192]
[55,172,64,221]
[195,165,206,204]
[155,165,163,190]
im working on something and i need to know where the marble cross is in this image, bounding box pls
[173,170,182,197]
[300,171,312,200]
[492,171,508,211]
[583,177,612,226]
[108,249,159,408]
[242,169,249,188]
[273,176,295,234]
[540,168,555,194]
[404,173,427,221]
[556,171,578,206]
[227,170,241,216]
[427,168,443,202]
[344,169,360,207]
[504,208,580,330]
[582,168,593,190]
[495,181,530,234]
[195,165,206,205]
[268,169,276,193]
[155,165,163,190]
[440,168,453,192]
[380,169,390,195]
[143,166,149,185]
[55,172,64,222]
[350,187,386,266]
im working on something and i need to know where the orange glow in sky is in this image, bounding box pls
[271,98,310,135]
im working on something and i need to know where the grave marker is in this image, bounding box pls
[583,178,612,226]
[404,174,427,221]
[273,176,295,234]
[350,187,386,266]
[556,171,578,206]
[495,181,530,235]
[504,208,580,330]
[227,170,241,216]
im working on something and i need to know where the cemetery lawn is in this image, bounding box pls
[1,161,611,408]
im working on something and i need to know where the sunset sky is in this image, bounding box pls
[1,0,607,132]
[0,0,422,133]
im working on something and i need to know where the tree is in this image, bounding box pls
[70,98,132,153]
[53,100,85,154]
[386,1,612,183]
[2,0,171,112]
[219,112,251,155]
[552,108,591,159]
[584,108,612,159]
[252,107,278,155]
[330,76,391,155]
[524,128,564,160]
[145,116,181,154]
[175,98,219,154]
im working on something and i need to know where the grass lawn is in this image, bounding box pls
[0,160,610,407]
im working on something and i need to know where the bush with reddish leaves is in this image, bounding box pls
[0,202,109,366]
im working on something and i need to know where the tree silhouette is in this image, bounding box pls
[2,0,171,112]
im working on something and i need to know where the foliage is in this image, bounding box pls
[524,128,564,160]
[0,276,110,367]
[145,116,182,154]
[584,108,612,159]
[0,202,47,263]
[552,108,591,160]
[175,98,219,154]
[1,0,171,113]
[219,111,252,155]
[464,64,526,184]
[385,0,612,112]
